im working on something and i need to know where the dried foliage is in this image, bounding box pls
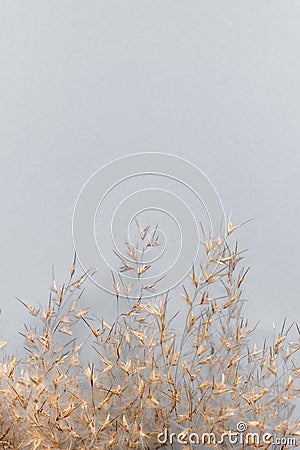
[0,223,299,449]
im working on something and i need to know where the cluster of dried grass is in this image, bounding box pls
[0,223,299,449]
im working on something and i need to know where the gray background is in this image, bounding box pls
[0,1,299,351]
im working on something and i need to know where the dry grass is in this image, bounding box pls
[0,223,299,449]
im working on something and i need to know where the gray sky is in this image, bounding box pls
[0,1,300,350]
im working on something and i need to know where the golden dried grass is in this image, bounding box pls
[0,222,299,449]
